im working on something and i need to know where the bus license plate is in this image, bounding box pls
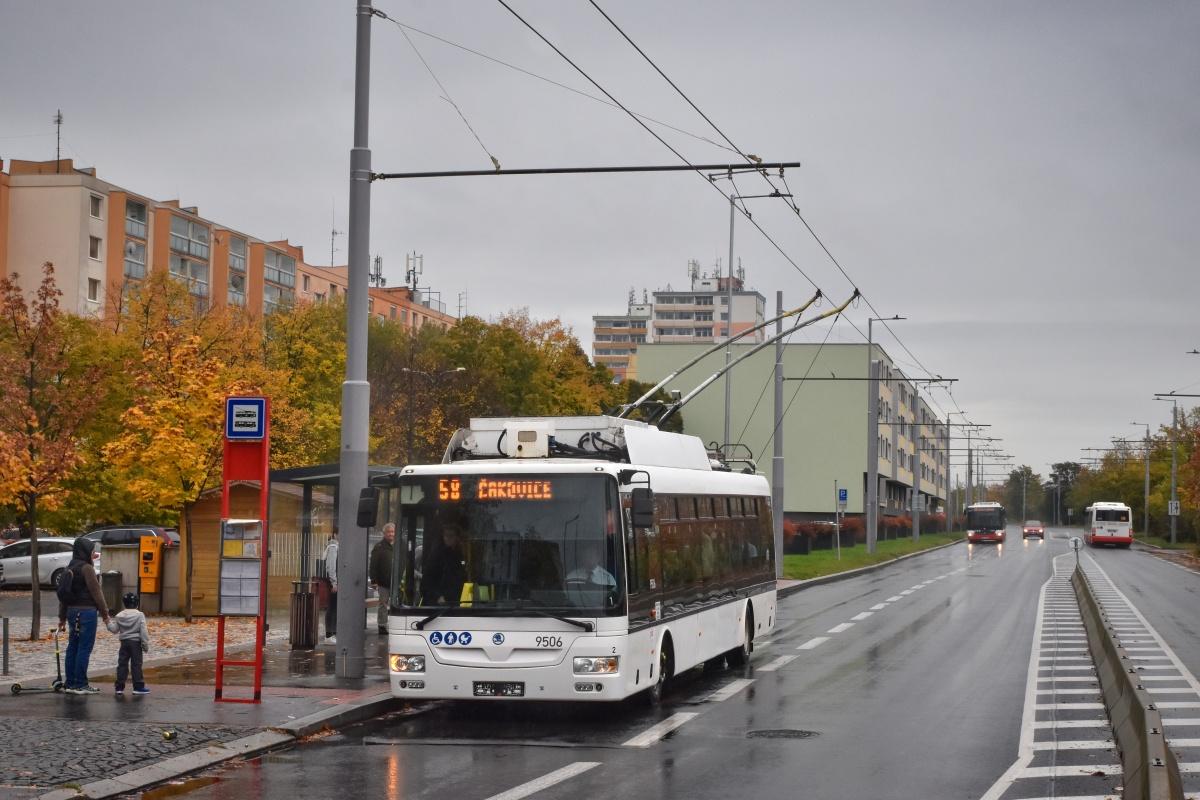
[473,681,525,698]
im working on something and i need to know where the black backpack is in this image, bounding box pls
[55,566,76,604]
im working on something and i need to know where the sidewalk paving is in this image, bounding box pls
[0,609,402,799]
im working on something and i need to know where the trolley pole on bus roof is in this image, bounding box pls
[771,291,784,578]
[336,0,374,679]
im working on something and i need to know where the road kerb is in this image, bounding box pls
[35,689,406,799]
[777,538,963,598]
[1072,566,1183,800]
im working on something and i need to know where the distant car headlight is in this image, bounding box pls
[389,654,425,672]
[573,656,619,674]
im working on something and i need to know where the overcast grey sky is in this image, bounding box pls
[3,1,1198,485]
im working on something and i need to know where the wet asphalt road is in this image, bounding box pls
[167,532,1077,800]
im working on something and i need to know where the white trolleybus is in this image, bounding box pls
[965,501,1007,544]
[1083,501,1133,548]
[379,415,776,703]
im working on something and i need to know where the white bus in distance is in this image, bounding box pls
[381,415,777,703]
[1083,501,1133,548]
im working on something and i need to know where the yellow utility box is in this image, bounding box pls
[140,535,164,594]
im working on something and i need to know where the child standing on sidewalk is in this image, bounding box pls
[106,592,150,695]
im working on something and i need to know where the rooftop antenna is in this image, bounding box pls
[688,258,700,283]
[737,260,745,284]
[330,199,343,267]
[628,287,635,307]
[53,109,63,172]
[457,290,468,318]
[405,251,423,291]
[370,255,386,287]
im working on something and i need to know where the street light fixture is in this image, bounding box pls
[865,315,905,554]
[1131,421,1151,537]
[401,367,467,465]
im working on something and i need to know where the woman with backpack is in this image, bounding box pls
[56,537,111,695]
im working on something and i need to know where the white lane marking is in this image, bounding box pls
[797,636,829,650]
[1038,666,1096,672]
[1156,702,1200,709]
[1164,738,1200,747]
[1037,677,1099,683]
[899,589,915,596]
[827,622,855,634]
[1030,740,1116,751]
[977,553,1066,800]
[1035,689,1101,696]
[1129,655,1172,661]
[1162,718,1200,726]
[885,595,903,602]
[622,712,699,748]
[1146,687,1199,695]
[485,762,602,800]
[704,678,754,703]
[1033,720,1111,729]
[757,654,798,673]
[921,580,935,585]
[1015,765,1121,779]
[850,612,874,621]
[869,603,888,611]
[1123,647,1165,652]
[1139,675,1189,681]
[1039,657,1091,662]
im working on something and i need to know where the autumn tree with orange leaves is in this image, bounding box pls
[0,263,105,639]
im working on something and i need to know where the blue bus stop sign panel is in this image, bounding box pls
[226,397,266,440]
[839,488,848,503]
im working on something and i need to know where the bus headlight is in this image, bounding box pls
[573,656,619,674]
[389,654,425,673]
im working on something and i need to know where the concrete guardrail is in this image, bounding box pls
[1072,566,1183,800]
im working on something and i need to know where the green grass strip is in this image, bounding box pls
[782,532,961,581]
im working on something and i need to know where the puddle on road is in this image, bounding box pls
[139,775,219,799]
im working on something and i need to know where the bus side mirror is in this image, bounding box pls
[631,488,655,529]
[356,486,380,529]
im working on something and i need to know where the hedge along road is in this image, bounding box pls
[167,528,1106,800]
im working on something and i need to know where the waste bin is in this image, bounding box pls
[101,571,122,612]
[289,580,320,650]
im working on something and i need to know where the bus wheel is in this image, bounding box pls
[648,638,673,706]
[726,609,753,667]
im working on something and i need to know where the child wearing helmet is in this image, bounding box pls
[106,592,151,695]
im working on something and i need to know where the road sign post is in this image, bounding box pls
[1169,500,1181,517]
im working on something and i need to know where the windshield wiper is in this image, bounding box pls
[516,607,594,632]
[414,608,457,630]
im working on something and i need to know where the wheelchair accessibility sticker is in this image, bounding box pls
[428,631,474,646]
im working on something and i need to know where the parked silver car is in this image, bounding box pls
[0,538,102,588]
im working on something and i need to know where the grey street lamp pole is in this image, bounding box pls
[771,291,784,578]
[866,315,904,554]
[1131,421,1151,536]
[336,0,374,679]
[1154,397,1179,544]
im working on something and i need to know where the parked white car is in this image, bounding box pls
[0,538,102,588]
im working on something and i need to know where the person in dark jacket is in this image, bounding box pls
[57,537,111,695]
[422,525,467,606]
[369,523,395,634]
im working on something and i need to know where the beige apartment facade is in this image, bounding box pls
[1,158,456,332]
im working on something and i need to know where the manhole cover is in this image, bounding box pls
[747,729,819,739]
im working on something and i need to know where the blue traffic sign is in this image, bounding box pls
[225,397,266,440]
[838,488,848,502]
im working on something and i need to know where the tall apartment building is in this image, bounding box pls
[296,263,455,332]
[0,158,456,331]
[591,265,767,382]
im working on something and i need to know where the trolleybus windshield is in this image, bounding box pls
[967,508,1005,530]
[391,473,626,616]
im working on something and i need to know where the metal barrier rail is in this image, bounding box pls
[1072,566,1183,800]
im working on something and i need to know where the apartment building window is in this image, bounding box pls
[329,283,338,297]
[264,283,294,314]
[264,249,296,288]
[695,327,713,337]
[89,195,103,219]
[170,216,209,259]
[88,236,102,260]
[631,320,646,329]
[227,273,246,307]
[228,236,247,273]
[695,311,713,321]
[631,334,646,343]
[124,241,146,279]
[401,309,408,323]
[87,278,100,302]
[390,305,397,319]
[125,201,148,239]
[695,296,713,306]
[303,274,311,292]
[170,253,209,298]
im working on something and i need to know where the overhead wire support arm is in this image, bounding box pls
[617,290,823,419]
[372,161,801,181]
[655,291,860,426]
